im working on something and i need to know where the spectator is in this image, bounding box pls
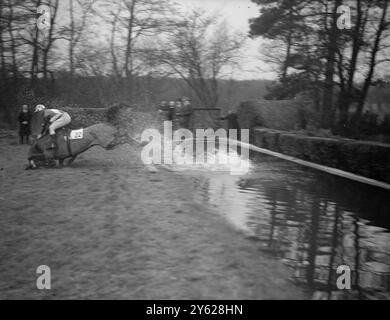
[175,99,183,110]
[18,105,31,144]
[168,101,176,121]
[221,111,240,140]
[181,97,193,129]
[157,100,172,121]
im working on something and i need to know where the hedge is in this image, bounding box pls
[253,128,390,183]
[236,99,316,131]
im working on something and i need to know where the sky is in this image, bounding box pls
[178,0,275,80]
[181,0,259,31]
[55,0,274,80]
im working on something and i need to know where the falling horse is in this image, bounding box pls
[27,107,141,169]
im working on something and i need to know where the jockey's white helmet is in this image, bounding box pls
[35,104,46,112]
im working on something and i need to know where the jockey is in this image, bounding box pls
[35,104,71,156]
[35,104,46,112]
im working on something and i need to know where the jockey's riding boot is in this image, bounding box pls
[49,134,57,158]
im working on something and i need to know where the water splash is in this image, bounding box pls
[166,137,252,176]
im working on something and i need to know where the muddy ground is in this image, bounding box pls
[0,130,306,299]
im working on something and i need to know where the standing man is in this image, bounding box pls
[221,111,240,140]
[173,99,183,130]
[18,105,31,144]
[181,97,193,129]
[157,100,172,122]
[168,101,176,127]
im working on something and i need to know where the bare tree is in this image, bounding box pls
[0,0,26,123]
[108,6,121,80]
[99,0,177,88]
[0,2,7,82]
[60,0,96,78]
[156,10,244,108]
[40,0,59,81]
[5,0,21,78]
[356,0,390,117]
[29,0,42,85]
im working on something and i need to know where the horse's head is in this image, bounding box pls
[30,110,48,139]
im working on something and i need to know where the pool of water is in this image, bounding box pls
[179,153,390,300]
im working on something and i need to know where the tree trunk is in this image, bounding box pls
[43,0,59,81]
[110,12,120,80]
[356,0,389,119]
[30,28,40,86]
[336,0,367,133]
[69,0,75,78]
[124,0,136,85]
[0,2,7,82]
[321,0,342,129]
[30,0,42,86]
[7,3,18,78]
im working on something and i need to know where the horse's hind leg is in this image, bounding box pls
[105,135,121,150]
[58,159,64,168]
[106,133,144,151]
[67,155,77,165]
[105,135,125,150]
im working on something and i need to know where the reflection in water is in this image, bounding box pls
[191,156,390,300]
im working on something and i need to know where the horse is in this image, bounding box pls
[26,107,141,169]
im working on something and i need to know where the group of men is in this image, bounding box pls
[157,97,193,129]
